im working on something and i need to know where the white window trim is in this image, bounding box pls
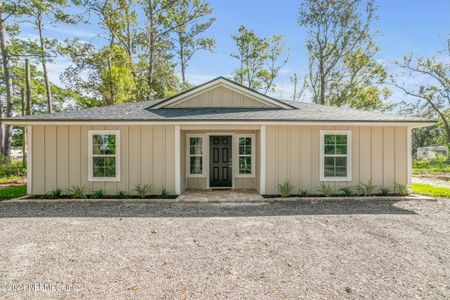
[186,134,207,177]
[88,130,121,182]
[234,134,256,178]
[320,130,352,182]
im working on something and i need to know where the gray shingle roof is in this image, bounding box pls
[7,99,433,123]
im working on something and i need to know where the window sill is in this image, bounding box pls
[88,177,121,182]
[320,177,352,182]
[235,174,255,178]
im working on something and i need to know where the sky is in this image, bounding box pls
[19,0,450,101]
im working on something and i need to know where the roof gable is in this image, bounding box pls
[150,77,295,109]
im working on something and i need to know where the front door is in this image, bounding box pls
[210,136,232,187]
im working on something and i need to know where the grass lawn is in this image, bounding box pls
[0,184,27,200]
[412,183,450,198]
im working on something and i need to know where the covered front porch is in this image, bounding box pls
[175,125,266,195]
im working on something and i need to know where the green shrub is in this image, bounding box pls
[68,185,87,199]
[394,183,409,196]
[357,180,376,196]
[160,188,169,199]
[91,190,104,199]
[318,183,334,197]
[134,184,151,199]
[0,159,26,178]
[48,188,63,199]
[116,191,127,199]
[339,186,353,197]
[380,187,390,196]
[277,181,294,198]
[299,190,308,197]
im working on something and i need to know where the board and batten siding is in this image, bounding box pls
[30,125,175,195]
[264,125,408,195]
[166,85,277,108]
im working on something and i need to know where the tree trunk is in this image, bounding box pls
[0,10,13,158]
[318,56,325,105]
[147,0,155,97]
[25,59,32,116]
[37,11,52,113]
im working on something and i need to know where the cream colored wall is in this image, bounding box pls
[264,125,408,195]
[167,85,277,108]
[30,125,175,195]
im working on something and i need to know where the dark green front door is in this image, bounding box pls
[210,136,232,187]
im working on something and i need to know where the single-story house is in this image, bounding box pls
[6,77,434,196]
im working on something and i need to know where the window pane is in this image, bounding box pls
[93,134,116,155]
[324,135,336,144]
[239,137,252,155]
[324,166,335,177]
[239,157,252,174]
[190,157,202,174]
[93,157,116,177]
[190,138,202,155]
[335,167,347,177]
[336,145,347,155]
[335,135,347,145]
[335,157,347,167]
[324,145,335,155]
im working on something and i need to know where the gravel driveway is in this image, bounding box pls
[0,199,449,299]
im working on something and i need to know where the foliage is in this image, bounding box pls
[357,180,376,196]
[277,181,294,198]
[169,0,216,86]
[91,190,104,199]
[412,183,450,198]
[318,183,334,197]
[48,188,63,199]
[393,183,409,196]
[134,183,151,199]
[392,51,450,144]
[298,0,391,110]
[412,157,450,175]
[231,25,289,94]
[0,159,26,178]
[299,189,308,197]
[159,187,169,199]
[116,190,127,199]
[0,185,27,200]
[68,185,87,199]
[339,186,353,197]
[380,187,391,196]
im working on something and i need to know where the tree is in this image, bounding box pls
[392,53,450,144]
[23,0,79,113]
[298,0,390,110]
[230,25,288,94]
[169,0,215,88]
[0,0,19,157]
[290,73,306,101]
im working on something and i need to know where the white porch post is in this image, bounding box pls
[260,125,266,194]
[407,126,412,188]
[26,126,32,195]
[174,125,181,195]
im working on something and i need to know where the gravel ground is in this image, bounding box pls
[0,199,449,299]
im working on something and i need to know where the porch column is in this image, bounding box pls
[175,125,181,194]
[260,125,266,194]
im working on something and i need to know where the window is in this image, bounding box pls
[187,135,204,176]
[237,135,255,176]
[88,130,120,181]
[320,130,351,181]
